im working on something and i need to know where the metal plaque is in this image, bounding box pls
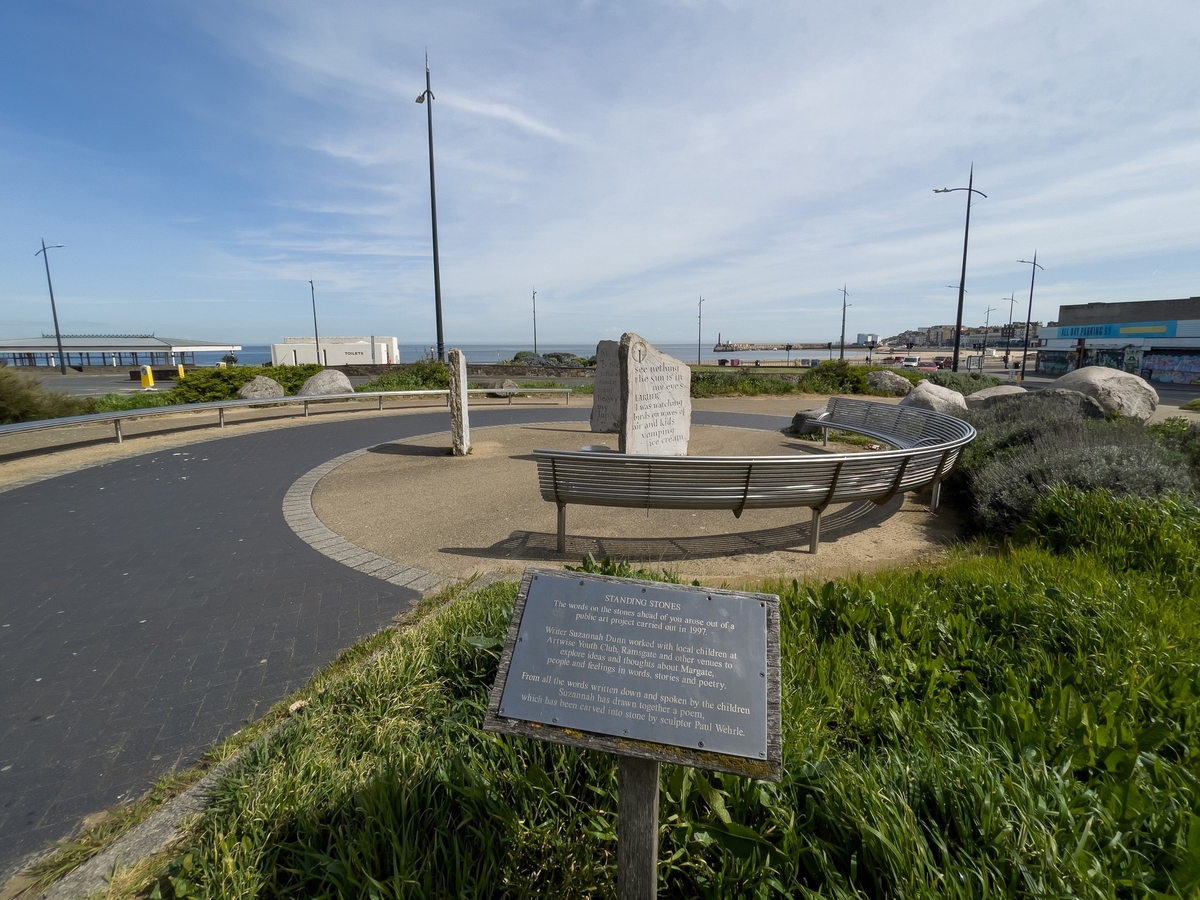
[495,570,770,761]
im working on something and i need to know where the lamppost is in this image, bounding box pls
[416,54,445,363]
[979,305,996,371]
[837,285,850,360]
[35,240,67,374]
[1002,292,1016,368]
[308,280,321,366]
[935,164,987,373]
[532,288,538,356]
[697,296,706,366]
[1017,252,1043,383]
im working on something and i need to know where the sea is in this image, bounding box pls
[195,342,863,367]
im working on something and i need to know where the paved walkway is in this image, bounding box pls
[0,406,598,878]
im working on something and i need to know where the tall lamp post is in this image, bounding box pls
[416,54,445,363]
[1017,252,1043,383]
[979,304,996,371]
[308,280,321,366]
[697,296,706,366]
[935,164,987,373]
[35,240,67,374]
[532,288,538,356]
[1002,292,1016,368]
[837,285,850,360]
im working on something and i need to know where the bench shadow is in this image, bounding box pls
[368,443,452,457]
[443,496,903,562]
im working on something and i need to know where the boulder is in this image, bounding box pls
[898,380,967,415]
[964,384,1026,410]
[488,379,520,398]
[790,407,827,436]
[977,388,1106,420]
[1047,367,1158,422]
[866,370,913,396]
[298,369,354,397]
[237,375,284,399]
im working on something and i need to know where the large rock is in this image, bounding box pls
[965,384,1026,410]
[488,379,520,399]
[1048,367,1159,422]
[618,333,691,455]
[237,375,284,399]
[866,370,913,396]
[298,369,354,396]
[790,407,827,435]
[975,388,1106,420]
[898,380,967,415]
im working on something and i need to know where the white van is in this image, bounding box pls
[901,356,921,368]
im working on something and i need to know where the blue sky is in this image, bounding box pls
[1,2,1198,347]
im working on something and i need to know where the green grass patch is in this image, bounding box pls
[90,392,176,412]
[356,360,450,393]
[136,519,1200,896]
[1181,397,1200,412]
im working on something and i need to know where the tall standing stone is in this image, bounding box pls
[448,348,471,456]
[618,332,692,455]
[589,340,621,433]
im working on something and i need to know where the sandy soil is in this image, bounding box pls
[310,421,962,588]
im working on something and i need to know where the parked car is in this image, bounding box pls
[901,356,921,368]
[932,356,950,368]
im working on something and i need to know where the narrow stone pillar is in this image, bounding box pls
[449,348,471,456]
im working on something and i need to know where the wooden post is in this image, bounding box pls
[618,755,659,900]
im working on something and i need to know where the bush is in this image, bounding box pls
[91,393,174,412]
[690,371,800,397]
[1149,416,1200,485]
[356,361,450,392]
[967,421,1191,534]
[796,359,871,395]
[0,368,93,423]
[924,370,1002,394]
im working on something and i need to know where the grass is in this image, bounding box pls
[356,361,450,393]
[1182,397,1200,412]
[99,495,1200,897]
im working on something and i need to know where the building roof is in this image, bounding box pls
[1057,297,1200,326]
[0,334,241,354]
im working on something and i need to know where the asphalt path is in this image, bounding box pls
[0,405,787,878]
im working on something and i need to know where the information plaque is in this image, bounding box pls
[484,568,781,780]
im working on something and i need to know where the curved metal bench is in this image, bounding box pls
[533,397,975,554]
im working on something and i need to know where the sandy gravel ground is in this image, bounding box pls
[311,420,962,588]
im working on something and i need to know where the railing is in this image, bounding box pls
[0,388,572,448]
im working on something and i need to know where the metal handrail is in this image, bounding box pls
[0,387,572,447]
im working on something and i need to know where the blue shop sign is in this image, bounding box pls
[1056,320,1177,340]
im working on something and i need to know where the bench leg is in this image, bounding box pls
[557,504,567,554]
[810,508,821,553]
[114,420,123,444]
[821,426,828,447]
[930,481,942,513]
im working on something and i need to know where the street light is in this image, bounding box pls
[934,164,987,373]
[1002,292,1016,368]
[697,296,706,366]
[979,304,996,371]
[532,288,538,356]
[416,54,445,363]
[308,280,321,366]
[1017,252,1043,383]
[35,240,67,374]
[837,284,850,360]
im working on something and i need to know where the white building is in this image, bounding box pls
[270,336,400,366]
[855,333,879,345]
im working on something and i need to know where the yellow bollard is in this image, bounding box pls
[217,361,226,369]
[140,365,154,388]
[178,364,185,379]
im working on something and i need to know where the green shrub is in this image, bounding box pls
[1024,486,1200,582]
[256,363,324,394]
[1149,416,1200,485]
[91,393,174,412]
[0,368,94,423]
[356,361,450,392]
[968,422,1191,534]
[924,370,1003,393]
[691,371,800,397]
[796,359,871,395]
[1181,397,1200,412]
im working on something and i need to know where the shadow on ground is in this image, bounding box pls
[444,496,906,562]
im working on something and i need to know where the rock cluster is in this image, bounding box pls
[237,376,284,399]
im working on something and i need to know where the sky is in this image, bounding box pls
[1,1,1198,348]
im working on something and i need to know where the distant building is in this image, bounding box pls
[1036,297,1200,383]
[271,336,400,366]
[855,333,879,345]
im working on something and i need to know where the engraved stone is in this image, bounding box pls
[448,348,470,456]
[590,340,621,433]
[618,333,691,456]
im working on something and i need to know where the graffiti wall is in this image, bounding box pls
[1141,352,1200,385]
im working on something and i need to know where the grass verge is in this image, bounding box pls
[92,499,1200,897]
[1182,397,1200,412]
